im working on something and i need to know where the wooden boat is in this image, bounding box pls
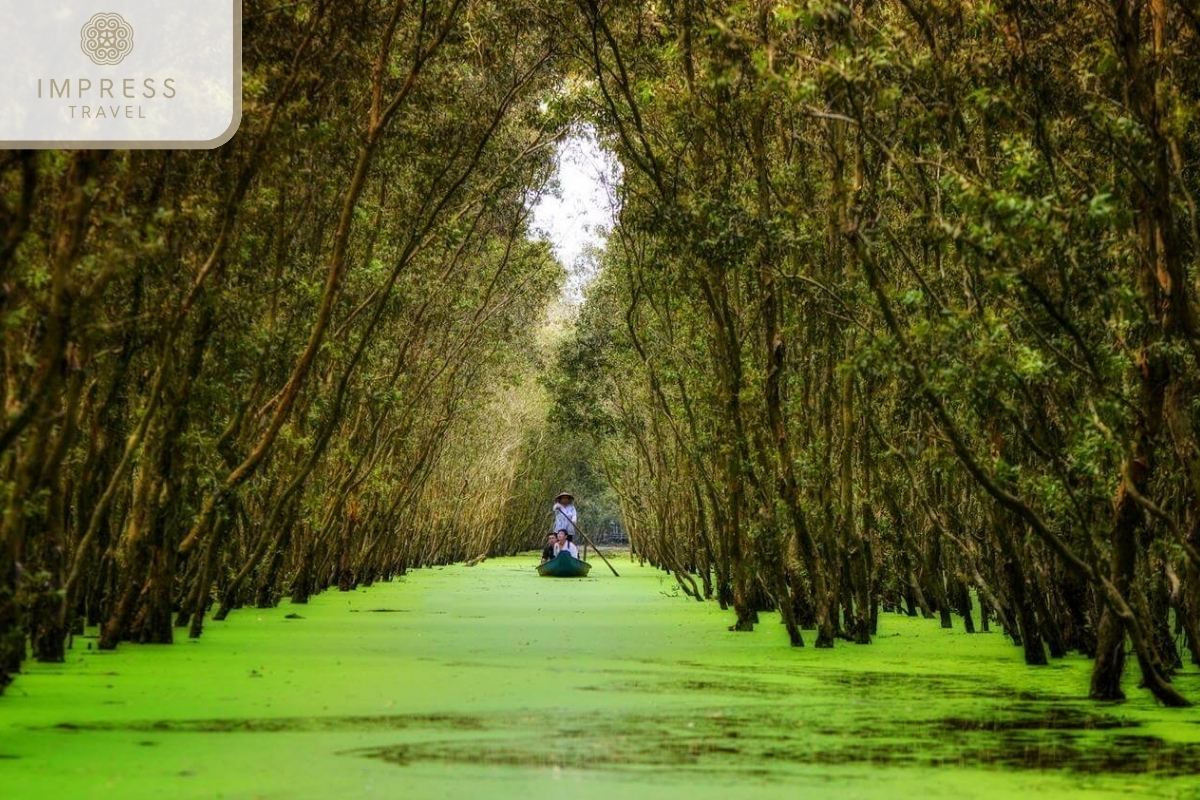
[537,552,592,578]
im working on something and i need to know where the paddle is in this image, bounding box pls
[552,508,620,577]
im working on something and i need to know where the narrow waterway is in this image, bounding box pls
[3,556,1199,798]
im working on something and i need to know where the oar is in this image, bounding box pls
[558,513,619,578]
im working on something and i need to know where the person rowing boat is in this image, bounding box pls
[552,492,576,543]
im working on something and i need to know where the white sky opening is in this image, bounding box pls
[529,126,621,305]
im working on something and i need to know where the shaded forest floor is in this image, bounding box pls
[2,557,1200,798]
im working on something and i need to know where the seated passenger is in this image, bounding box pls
[541,533,556,563]
[553,529,578,559]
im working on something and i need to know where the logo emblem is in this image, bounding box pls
[80,13,134,66]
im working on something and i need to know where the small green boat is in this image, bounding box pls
[537,552,592,578]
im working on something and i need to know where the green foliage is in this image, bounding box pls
[563,0,1200,700]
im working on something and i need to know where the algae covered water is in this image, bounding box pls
[2,556,1199,798]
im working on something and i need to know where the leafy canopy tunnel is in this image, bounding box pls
[2,0,1200,710]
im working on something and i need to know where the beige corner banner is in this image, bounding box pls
[0,1,241,149]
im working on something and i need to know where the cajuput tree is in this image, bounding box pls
[558,0,1199,705]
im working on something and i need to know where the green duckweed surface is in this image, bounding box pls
[2,556,1200,798]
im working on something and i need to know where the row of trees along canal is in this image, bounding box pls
[2,0,1199,709]
[548,0,1200,708]
[0,0,582,691]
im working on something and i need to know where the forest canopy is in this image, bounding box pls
[2,0,1200,710]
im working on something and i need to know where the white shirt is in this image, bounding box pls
[553,502,577,535]
[554,541,579,558]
